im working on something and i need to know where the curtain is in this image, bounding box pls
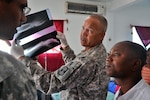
[135,26,150,47]
[38,20,65,72]
[54,20,64,33]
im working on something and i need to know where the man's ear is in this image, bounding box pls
[100,32,105,40]
[131,59,142,72]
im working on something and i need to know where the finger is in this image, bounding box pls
[14,40,22,47]
[57,31,63,35]
[145,65,150,68]
[142,73,150,79]
[142,68,150,73]
[11,40,16,47]
[56,34,63,39]
[56,34,61,39]
[144,79,150,83]
[4,40,11,46]
[15,40,20,45]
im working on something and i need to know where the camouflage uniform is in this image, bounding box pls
[25,43,109,100]
[0,51,37,100]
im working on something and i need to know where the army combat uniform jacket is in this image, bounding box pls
[23,43,109,100]
[0,51,37,100]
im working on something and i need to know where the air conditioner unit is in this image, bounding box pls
[65,1,105,15]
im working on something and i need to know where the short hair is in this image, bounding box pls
[1,0,14,3]
[89,14,108,33]
[147,48,150,52]
[121,41,146,67]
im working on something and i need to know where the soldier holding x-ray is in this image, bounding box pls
[11,14,109,100]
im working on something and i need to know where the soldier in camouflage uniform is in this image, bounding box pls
[0,0,37,99]
[11,14,109,100]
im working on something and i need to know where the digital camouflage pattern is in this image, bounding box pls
[26,43,109,100]
[56,43,109,100]
[0,51,37,100]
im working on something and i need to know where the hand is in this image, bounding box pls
[10,40,24,59]
[41,38,59,46]
[142,66,150,85]
[56,31,68,48]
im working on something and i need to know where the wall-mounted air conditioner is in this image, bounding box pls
[65,1,105,15]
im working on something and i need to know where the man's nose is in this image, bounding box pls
[106,54,112,62]
[21,13,27,24]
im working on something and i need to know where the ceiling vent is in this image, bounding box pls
[65,1,105,15]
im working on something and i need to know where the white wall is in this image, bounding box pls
[28,0,150,53]
[28,0,101,54]
[105,0,150,52]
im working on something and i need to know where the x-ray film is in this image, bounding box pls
[13,9,60,58]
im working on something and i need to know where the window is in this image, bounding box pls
[132,26,150,50]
